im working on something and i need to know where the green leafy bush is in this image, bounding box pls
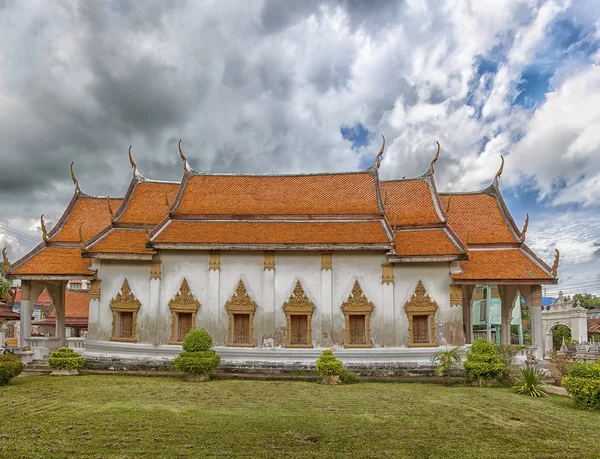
[173,329,220,377]
[181,328,213,352]
[562,361,600,409]
[48,347,85,371]
[430,346,462,378]
[463,340,505,382]
[339,369,359,384]
[513,366,548,397]
[0,353,24,385]
[315,350,343,376]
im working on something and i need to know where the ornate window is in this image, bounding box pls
[109,279,141,342]
[404,280,438,347]
[341,280,374,348]
[283,280,315,348]
[225,280,257,347]
[168,278,201,344]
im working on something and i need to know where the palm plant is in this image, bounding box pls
[513,366,548,398]
[430,346,462,380]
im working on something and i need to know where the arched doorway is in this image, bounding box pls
[550,324,571,350]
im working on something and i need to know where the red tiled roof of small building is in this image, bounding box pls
[174,173,380,216]
[381,179,442,225]
[394,229,462,256]
[154,221,390,245]
[117,181,179,225]
[48,290,89,319]
[52,197,123,242]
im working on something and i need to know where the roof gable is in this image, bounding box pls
[52,197,123,243]
[381,178,443,225]
[116,181,179,225]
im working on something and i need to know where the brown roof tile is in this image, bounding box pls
[454,249,552,281]
[394,229,462,256]
[154,221,389,245]
[10,248,92,276]
[88,228,154,254]
[381,179,442,225]
[52,197,123,243]
[118,182,179,225]
[48,290,89,319]
[175,173,380,215]
[439,193,517,244]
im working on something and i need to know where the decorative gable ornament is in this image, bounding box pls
[404,280,438,314]
[341,280,374,314]
[168,278,200,313]
[283,281,315,314]
[110,279,141,312]
[225,280,257,313]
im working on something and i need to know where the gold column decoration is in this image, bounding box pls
[168,278,201,344]
[225,280,258,347]
[90,279,102,301]
[209,252,220,271]
[341,280,374,348]
[449,284,462,307]
[530,285,542,307]
[150,261,162,280]
[109,279,142,342]
[21,281,31,301]
[321,252,332,271]
[405,280,438,347]
[382,264,394,284]
[283,280,315,348]
[264,251,275,271]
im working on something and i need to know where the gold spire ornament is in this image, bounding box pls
[429,141,441,174]
[70,162,80,193]
[128,145,137,175]
[375,135,386,169]
[107,196,115,220]
[178,139,188,170]
[40,215,48,243]
[493,155,504,185]
[521,213,529,243]
[552,249,560,277]
[2,247,9,271]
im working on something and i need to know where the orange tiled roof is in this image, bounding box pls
[48,290,89,319]
[118,181,179,225]
[381,179,442,225]
[394,229,462,256]
[439,193,517,244]
[87,228,154,254]
[52,197,123,242]
[10,248,93,276]
[453,249,552,281]
[154,221,389,245]
[175,173,380,215]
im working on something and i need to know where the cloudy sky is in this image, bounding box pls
[1,0,599,295]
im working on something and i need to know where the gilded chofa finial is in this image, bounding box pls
[2,247,9,271]
[552,248,560,277]
[70,162,80,193]
[493,155,504,185]
[429,141,441,174]
[178,139,188,170]
[79,225,85,251]
[40,215,48,243]
[128,145,137,175]
[107,196,115,220]
[375,135,386,169]
[521,213,529,243]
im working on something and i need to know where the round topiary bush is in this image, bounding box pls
[173,329,220,379]
[315,350,343,377]
[463,340,505,383]
[48,347,85,372]
[0,352,24,385]
[181,328,213,352]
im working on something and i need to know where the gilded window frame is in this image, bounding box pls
[168,278,201,345]
[283,280,315,348]
[404,279,438,347]
[109,279,141,343]
[341,280,374,348]
[225,280,257,347]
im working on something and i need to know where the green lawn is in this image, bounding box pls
[1,375,598,458]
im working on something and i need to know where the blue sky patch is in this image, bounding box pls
[341,123,370,149]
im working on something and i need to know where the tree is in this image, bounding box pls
[0,261,11,300]
[571,293,600,310]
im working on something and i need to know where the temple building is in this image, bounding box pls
[5,140,559,371]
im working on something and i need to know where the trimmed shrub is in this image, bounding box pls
[182,328,213,352]
[339,369,359,385]
[315,350,343,377]
[512,366,548,397]
[173,329,220,377]
[48,347,85,371]
[463,340,505,382]
[0,353,24,385]
[562,361,600,410]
